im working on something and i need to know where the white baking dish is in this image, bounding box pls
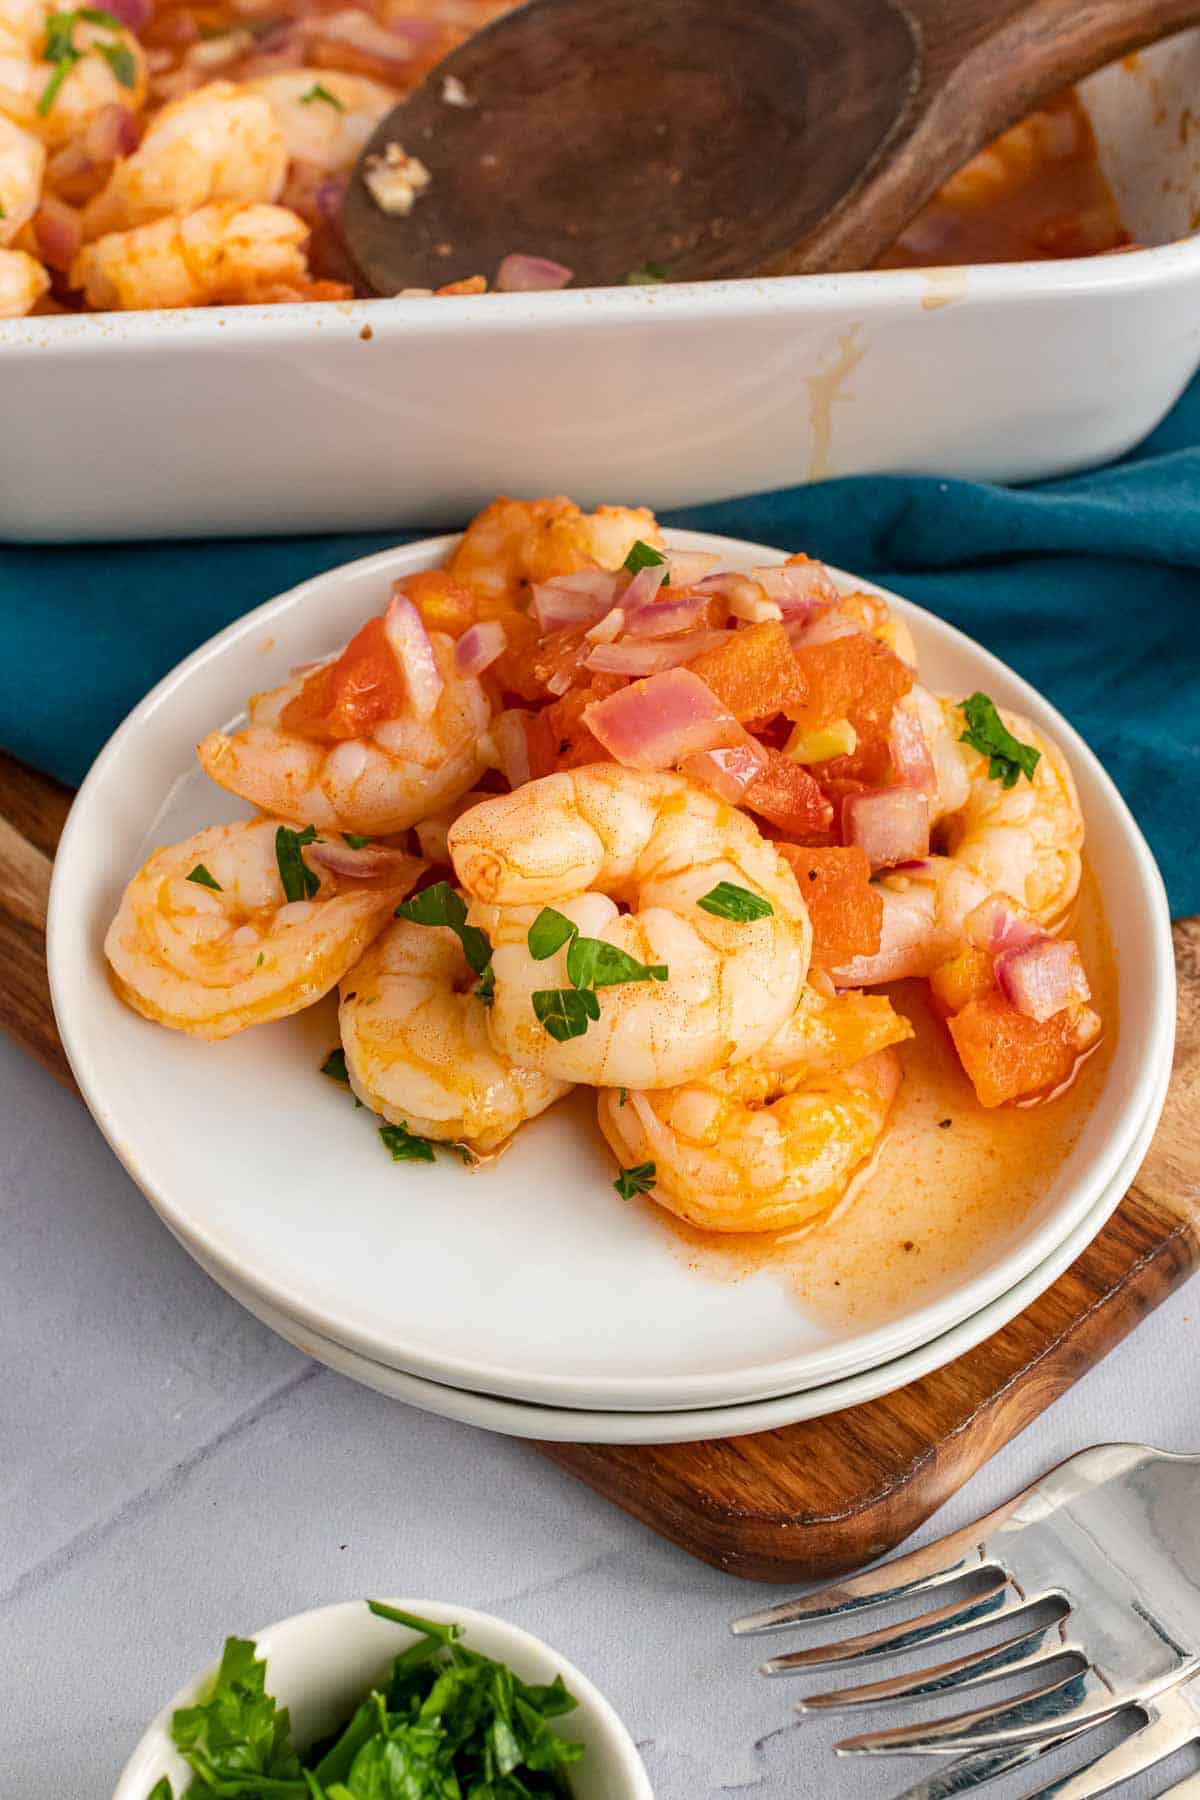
[5,29,1200,543]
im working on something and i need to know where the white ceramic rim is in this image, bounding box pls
[48,530,1176,1410]
[174,1054,1168,1444]
[112,1596,653,1800]
[8,234,1200,351]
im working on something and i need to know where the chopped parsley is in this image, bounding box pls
[618,1086,628,1107]
[38,8,135,115]
[342,832,372,849]
[958,693,1041,789]
[623,538,668,576]
[624,260,670,285]
[526,908,667,1040]
[379,1120,437,1163]
[185,862,222,891]
[697,880,774,922]
[321,1046,350,1084]
[299,80,344,110]
[395,879,491,979]
[274,823,320,901]
[475,962,495,1006]
[614,1161,656,1199]
[0,204,6,220]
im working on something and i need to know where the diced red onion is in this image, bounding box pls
[303,7,423,68]
[965,896,1044,957]
[34,197,82,273]
[530,570,619,631]
[619,562,669,612]
[622,593,708,638]
[583,667,743,771]
[679,738,767,802]
[495,253,573,292]
[386,13,441,46]
[843,787,930,871]
[84,102,139,164]
[546,670,572,697]
[384,590,443,719]
[315,173,349,224]
[493,708,532,789]
[889,705,936,793]
[306,839,425,882]
[584,607,625,644]
[727,589,782,624]
[789,610,862,649]
[454,619,506,677]
[664,550,720,586]
[752,558,839,609]
[995,937,1091,1022]
[584,628,727,676]
[106,0,154,27]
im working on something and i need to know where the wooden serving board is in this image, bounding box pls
[3,749,1197,1584]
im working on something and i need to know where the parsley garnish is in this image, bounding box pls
[274,823,320,901]
[158,1603,585,1798]
[0,204,6,220]
[185,862,221,891]
[958,693,1041,789]
[475,962,495,1006]
[395,879,491,977]
[380,1120,436,1162]
[624,260,670,285]
[623,538,668,575]
[343,832,372,849]
[618,1086,628,1107]
[321,1046,350,1084]
[299,79,344,109]
[697,881,774,922]
[526,908,667,1040]
[38,7,134,115]
[614,1161,656,1199]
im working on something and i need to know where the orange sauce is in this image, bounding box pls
[643,858,1117,1333]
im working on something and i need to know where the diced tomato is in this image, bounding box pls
[490,612,555,703]
[399,568,480,637]
[686,621,808,723]
[742,748,836,840]
[525,677,623,778]
[280,614,407,742]
[930,946,995,1015]
[947,992,1101,1108]
[775,844,883,968]
[791,635,914,786]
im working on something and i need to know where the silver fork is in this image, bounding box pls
[730,1444,1200,1782]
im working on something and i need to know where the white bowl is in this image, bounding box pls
[47,529,1175,1414]
[113,1597,652,1800]
[5,32,1200,542]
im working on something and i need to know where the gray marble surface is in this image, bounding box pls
[4,1030,1198,1800]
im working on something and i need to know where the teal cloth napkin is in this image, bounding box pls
[3,383,1197,913]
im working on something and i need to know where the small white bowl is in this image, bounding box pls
[113,1597,653,1800]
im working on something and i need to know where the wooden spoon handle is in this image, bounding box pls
[0,751,74,1087]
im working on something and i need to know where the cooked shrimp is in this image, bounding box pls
[105,817,422,1039]
[599,1037,904,1233]
[81,80,287,240]
[244,69,394,172]
[447,496,664,610]
[69,200,309,309]
[0,14,147,147]
[835,698,1083,985]
[450,766,811,1089]
[339,916,571,1152]
[0,242,47,313]
[196,626,493,837]
[0,112,43,244]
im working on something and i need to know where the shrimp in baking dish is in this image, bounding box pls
[69,200,310,309]
[244,69,395,173]
[0,12,147,147]
[339,915,571,1153]
[197,597,494,837]
[105,818,423,1039]
[598,987,910,1232]
[81,81,287,240]
[450,766,811,1089]
[834,698,1082,985]
[447,496,664,609]
[0,112,43,245]
[0,243,47,314]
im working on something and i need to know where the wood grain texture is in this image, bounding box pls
[0,749,1195,1581]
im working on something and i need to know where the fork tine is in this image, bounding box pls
[1158,1774,1200,1797]
[759,1574,1039,1673]
[795,1626,1080,1712]
[884,1713,1118,1800]
[732,1534,1000,1634]
[1015,1692,1199,1800]
[834,1671,1129,1758]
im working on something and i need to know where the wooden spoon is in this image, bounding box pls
[340,0,1200,296]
